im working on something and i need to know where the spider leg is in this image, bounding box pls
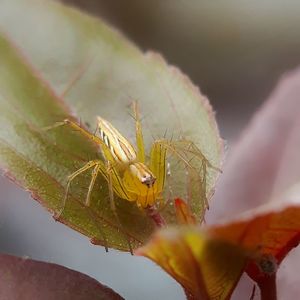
[180,144,209,212]
[68,160,110,252]
[93,120,100,136]
[61,56,95,98]
[157,162,173,212]
[181,142,209,216]
[173,139,221,172]
[152,139,212,216]
[106,161,134,254]
[85,160,136,252]
[132,101,146,163]
[44,119,104,147]
[150,140,167,194]
[85,162,103,206]
[44,119,120,166]
[147,140,170,225]
[46,119,135,251]
[55,160,100,219]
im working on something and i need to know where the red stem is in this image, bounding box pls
[257,274,277,300]
[146,206,166,227]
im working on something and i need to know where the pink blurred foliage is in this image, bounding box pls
[207,67,300,299]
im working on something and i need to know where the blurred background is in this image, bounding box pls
[1,1,300,299]
[61,0,300,140]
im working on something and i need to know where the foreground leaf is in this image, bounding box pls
[211,197,300,298]
[0,253,123,300]
[0,0,223,223]
[211,201,300,275]
[139,192,300,299]
[136,227,246,300]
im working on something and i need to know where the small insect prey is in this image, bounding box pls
[46,102,214,249]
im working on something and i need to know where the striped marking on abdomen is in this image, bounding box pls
[97,117,137,164]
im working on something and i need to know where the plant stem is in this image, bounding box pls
[146,206,166,227]
[257,274,277,300]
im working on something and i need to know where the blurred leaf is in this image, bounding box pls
[0,253,124,300]
[136,227,246,300]
[209,67,300,222]
[210,196,300,298]
[139,191,300,299]
[0,0,223,224]
[211,199,300,276]
[205,67,300,298]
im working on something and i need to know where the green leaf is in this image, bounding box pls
[0,0,222,251]
[0,33,153,251]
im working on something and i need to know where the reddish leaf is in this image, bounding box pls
[210,199,300,276]
[137,198,300,299]
[0,253,124,300]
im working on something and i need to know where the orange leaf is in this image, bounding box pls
[209,200,300,282]
[174,198,197,225]
[138,194,300,299]
[136,227,246,300]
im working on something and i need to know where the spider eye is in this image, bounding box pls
[142,176,156,187]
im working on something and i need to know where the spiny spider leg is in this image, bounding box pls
[86,163,102,206]
[106,161,134,254]
[151,139,212,211]
[56,160,99,219]
[45,119,134,252]
[132,101,146,163]
[44,119,104,147]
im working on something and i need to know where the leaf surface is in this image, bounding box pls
[0,33,153,251]
[0,0,222,251]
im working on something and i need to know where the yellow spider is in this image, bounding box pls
[47,102,213,230]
